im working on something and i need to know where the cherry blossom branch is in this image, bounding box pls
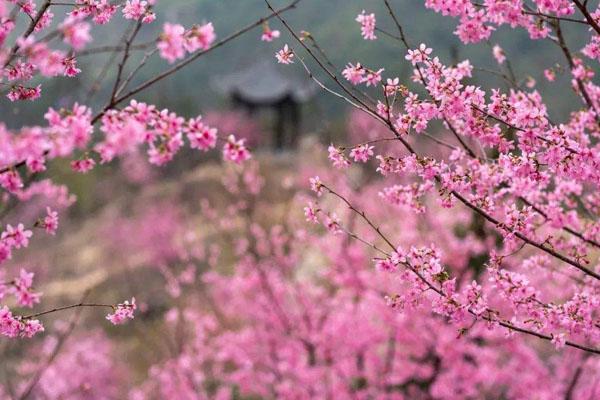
[303,37,594,280]
[294,53,380,120]
[321,184,600,354]
[382,16,599,250]
[302,32,377,105]
[280,3,600,279]
[472,2,589,25]
[105,0,303,118]
[449,189,600,280]
[0,1,300,176]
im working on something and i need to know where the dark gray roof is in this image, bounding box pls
[213,60,316,103]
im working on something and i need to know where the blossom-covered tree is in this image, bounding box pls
[2,0,600,398]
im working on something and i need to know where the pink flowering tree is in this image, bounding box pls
[2,0,600,398]
[269,0,600,396]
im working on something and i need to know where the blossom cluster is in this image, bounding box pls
[158,22,216,63]
[0,0,255,340]
[356,9,376,40]
[293,3,600,360]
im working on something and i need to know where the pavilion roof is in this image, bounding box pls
[213,60,316,103]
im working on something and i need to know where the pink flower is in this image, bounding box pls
[6,61,34,81]
[142,11,156,24]
[1,224,33,249]
[184,23,216,52]
[405,43,432,65]
[106,298,136,325]
[21,319,44,338]
[275,44,294,64]
[304,202,319,223]
[492,44,506,64]
[356,10,376,40]
[385,77,400,96]
[0,170,23,192]
[62,57,81,77]
[0,243,12,264]
[309,176,323,196]
[9,269,41,308]
[261,23,280,42]
[43,207,59,235]
[122,0,148,20]
[60,16,92,50]
[349,144,374,162]
[324,213,342,235]
[0,306,20,338]
[158,23,186,63]
[7,85,41,101]
[342,63,365,85]
[544,68,556,82]
[222,135,251,164]
[551,333,566,349]
[71,157,96,173]
[186,117,217,151]
[328,145,350,169]
[375,258,397,272]
[363,68,383,87]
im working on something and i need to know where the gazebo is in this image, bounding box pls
[214,60,315,150]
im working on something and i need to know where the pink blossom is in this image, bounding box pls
[106,298,136,325]
[309,176,323,196]
[158,23,186,63]
[7,85,41,101]
[363,68,383,87]
[12,269,41,308]
[2,224,33,249]
[20,319,44,338]
[185,23,216,52]
[327,145,350,169]
[43,207,59,235]
[342,62,365,85]
[62,57,81,77]
[0,170,24,192]
[405,43,432,65]
[186,117,217,151]
[71,157,96,173]
[261,23,280,42]
[122,0,149,21]
[355,10,376,40]
[492,44,506,64]
[349,144,374,162]
[304,202,319,223]
[60,16,92,50]
[222,135,251,164]
[324,212,342,234]
[275,44,294,64]
[375,257,397,272]
[551,333,566,349]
